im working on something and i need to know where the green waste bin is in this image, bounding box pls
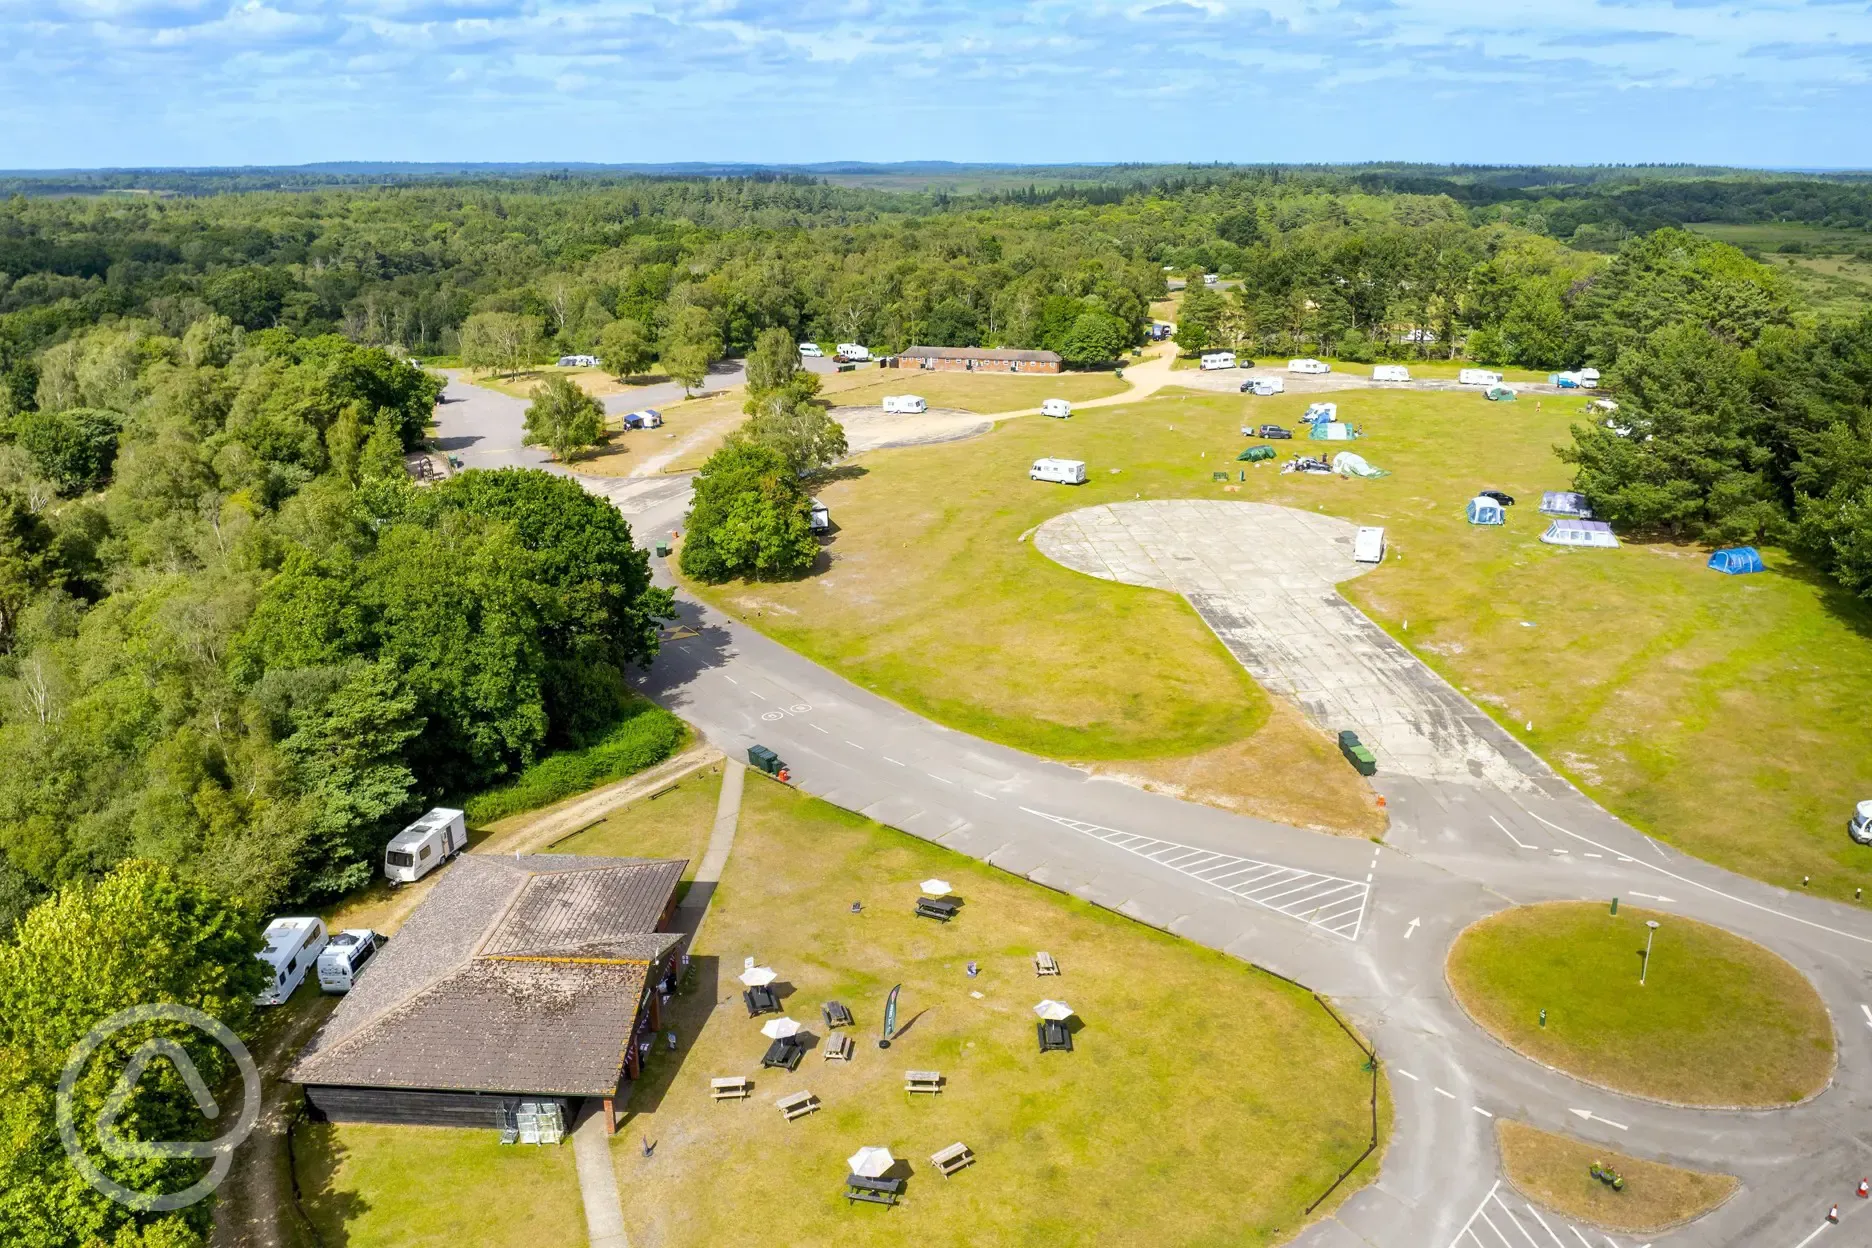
[748,745,783,776]
[654,541,670,558]
[1337,730,1377,776]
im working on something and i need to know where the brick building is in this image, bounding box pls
[897,346,1062,374]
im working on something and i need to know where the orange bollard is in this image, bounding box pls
[1829,1204,1841,1223]
[1859,1179,1869,1199]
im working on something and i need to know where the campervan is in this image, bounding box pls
[317,929,380,994]
[836,343,872,362]
[256,917,327,1006]
[1549,372,1581,389]
[1578,368,1600,387]
[384,807,468,885]
[1042,398,1073,419]
[1354,526,1386,565]
[798,342,824,358]
[809,500,831,534]
[1288,358,1330,375]
[1458,368,1502,387]
[1249,377,1285,397]
[1372,365,1411,383]
[556,355,599,369]
[1200,351,1237,371]
[1030,458,1088,485]
[1302,402,1338,424]
[623,408,663,429]
[882,394,927,415]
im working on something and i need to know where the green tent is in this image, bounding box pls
[1485,386,1517,402]
[1237,445,1277,462]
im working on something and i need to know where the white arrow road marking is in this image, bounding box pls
[1629,891,1676,903]
[1569,1107,1629,1131]
[1489,815,1540,850]
[1405,917,1421,939]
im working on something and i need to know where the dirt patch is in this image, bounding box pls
[210,995,336,1248]
[830,404,996,453]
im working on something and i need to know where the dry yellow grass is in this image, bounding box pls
[465,365,654,400]
[1498,1121,1738,1234]
[611,779,1386,1246]
[817,368,1127,413]
[572,391,748,478]
[550,761,722,881]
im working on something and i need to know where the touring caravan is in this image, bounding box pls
[384,807,468,885]
[882,394,927,415]
[1200,351,1237,371]
[256,917,328,1006]
[1372,365,1411,382]
[809,500,831,534]
[798,342,823,357]
[1354,526,1386,564]
[836,343,872,362]
[1249,377,1285,396]
[317,929,381,994]
[622,408,663,429]
[1458,368,1502,387]
[556,355,599,369]
[1042,398,1073,418]
[1030,458,1088,485]
[1288,358,1330,375]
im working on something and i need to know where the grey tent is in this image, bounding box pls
[1540,491,1594,519]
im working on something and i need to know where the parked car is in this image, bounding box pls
[1480,490,1516,506]
[798,342,823,357]
[317,929,381,993]
[1850,800,1872,845]
[1259,424,1292,439]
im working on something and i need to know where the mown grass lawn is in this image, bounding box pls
[691,380,1872,895]
[1497,1120,1738,1235]
[613,779,1386,1247]
[294,1122,584,1248]
[551,761,722,888]
[817,368,1127,413]
[1447,903,1833,1106]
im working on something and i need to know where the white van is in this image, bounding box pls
[317,929,381,994]
[1200,351,1237,371]
[1250,378,1285,397]
[798,342,823,358]
[384,807,468,885]
[836,343,872,362]
[256,917,328,1006]
[1458,368,1503,387]
[1042,398,1073,419]
[881,394,927,415]
[1288,358,1330,375]
[1031,458,1088,485]
[1354,526,1386,565]
[1372,365,1411,382]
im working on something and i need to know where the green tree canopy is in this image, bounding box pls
[679,440,818,583]
[522,375,603,462]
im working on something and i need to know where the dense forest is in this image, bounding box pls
[2,166,1872,1246]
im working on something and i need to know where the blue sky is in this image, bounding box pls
[2,0,1871,169]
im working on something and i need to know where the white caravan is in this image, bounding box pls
[1354,526,1386,565]
[317,929,381,994]
[836,343,872,361]
[1042,398,1073,418]
[384,807,468,885]
[1200,351,1237,370]
[1372,365,1411,382]
[1288,358,1330,374]
[1250,377,1285,397]
[556,355,599,369]
[256,917,328,1006]
[809,500,831,534]
[1030,458,1088,485]
[1458,368,1503,387]
[622,408,662,429]
[881,394,927,414]
[1578,367,1600,387]
[797,342,823,357]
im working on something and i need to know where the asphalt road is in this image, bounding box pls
[435,375,1872,1248]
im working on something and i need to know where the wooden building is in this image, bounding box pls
[289,854,686,1135]
[897,346,1062,374]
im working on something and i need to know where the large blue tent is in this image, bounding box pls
[1708,547,1765,575]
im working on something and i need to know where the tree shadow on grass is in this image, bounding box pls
[620,954,718,1121]
[289,1119,368,1247]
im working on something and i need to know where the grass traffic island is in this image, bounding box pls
[1497,1120,1739,1234]
[1447,902,1834,1107]
[612,778,1388,1244]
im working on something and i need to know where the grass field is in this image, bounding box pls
[1498,1121,1738,1234]
[465,364,657,401]
[612,779,1387,1246]
[1685,222,1872,252]
[1447,902,1833,1106]
[552,760,722,887]
[818,369,1127,413]
[688,382,1872,883]
[294,1122,583,1248]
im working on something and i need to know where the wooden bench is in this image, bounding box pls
[775,1090,818,1121]
[904,1070,943,1095]
[711,1076,751,1100]
[930,1141,975,1177]
[1034,951,1060,976]
[823,1032,853,1061]
[844,1174,904,1206]
[822,1000,854,1028]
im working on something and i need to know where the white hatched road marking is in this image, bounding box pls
[1020,807,1370,940]
[1449,1183,1622,1248]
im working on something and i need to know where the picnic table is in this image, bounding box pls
[904,1070,943,1095]
[823,1033,854,1061]
[822,1001,854,1028]
[743,985,780,1016]
[1034,951,1060,976]
[844,1174,904,1206]
[1038,1019,1073,1053]
[915,896,960,922]
[775,1090,819,1121]
[930,1141,975,1177]
[762,1038,804,1071]
[711,1076,751,1100]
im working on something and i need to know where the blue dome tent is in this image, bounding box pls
[1708,547,1765,575]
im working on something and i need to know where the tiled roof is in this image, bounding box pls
[898,345,1062,363]
[288,855,684,1097]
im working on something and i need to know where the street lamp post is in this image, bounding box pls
[1640,920,1660,986]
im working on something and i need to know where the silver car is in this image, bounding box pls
[1851,800,1872,845]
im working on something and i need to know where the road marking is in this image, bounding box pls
[811,724,829,734]
[1395,1068,1418,1080]
[1472,1105,1493,1118]
[1860,1004,1872,1031]
[1020,807,1372,940]
[1568,1228,1594,1248]
[1366,872,1374,882]
[1405,917,1421,939]
[929,774,955,785]
[1447,1181,1501,1247]
[1584,852,1603,858]
[749,690,767,701]
[845,740,865,750]
[1434,1086,1456,1100]
[884,756,905,766]
[1522,1203,1568,1248]
[1629,891,1674,903]
[972,790,997,801]
[1568,1107,1628,1131]
[1488,815,1540,851]
[724,675,738,685]
[1518,805,1872,946]
[1791,1223,1830,1248]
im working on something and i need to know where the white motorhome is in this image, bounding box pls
[384,807,468,885]
[881,394,927,415]
[1030,458,1088,485]
[1288,358,1330,375]
[1458,368,1503,387]
[1578,367,1601,387]
[256,917,327,1006]
[556,354,599,369]
[622,408,663,429]
[798,342,823,357]
[836,343,872,362]
[317,929,381,994]
[1354,526,1386,565]
[1372,365,1411,382]
[809,500,830,534]
[1200,351,1237,371]
[1041,398,1073,419]
[1250,377,1285,397]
